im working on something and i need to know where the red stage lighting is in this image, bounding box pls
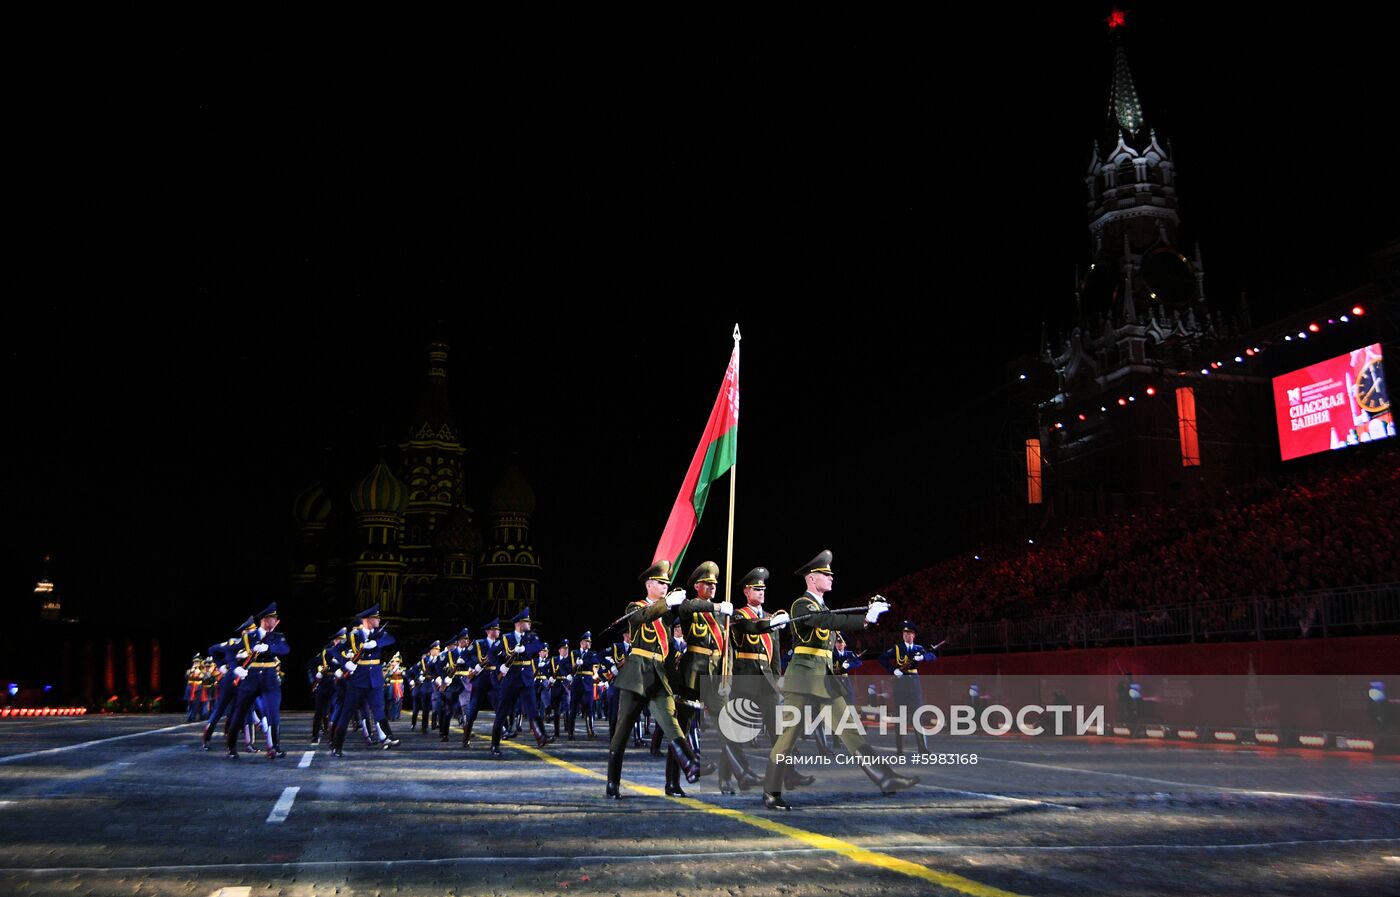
[1353,305,1365,316]
[1308,323,1320,333]
[1117,397,1127,406]
[1145,386,1156,396]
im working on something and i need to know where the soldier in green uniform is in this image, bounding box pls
[763,550,919,810]
[606,559,723,799]
[730,566,814,793]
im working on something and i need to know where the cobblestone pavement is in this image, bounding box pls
[1,713,1397,896]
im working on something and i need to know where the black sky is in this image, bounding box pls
[7,4,1397,640]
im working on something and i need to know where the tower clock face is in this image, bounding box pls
[1140,247,1196,307]
[1354,359,1389,415]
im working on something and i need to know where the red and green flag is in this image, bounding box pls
[654,339,739,571]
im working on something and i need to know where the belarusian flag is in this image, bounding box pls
[654,339,739,571]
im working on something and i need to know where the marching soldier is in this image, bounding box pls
[490,607,551,755]
[604,634,630,741]
[569,632,602,740]
[185,655,205,723]
[676,560,764,794]
[547,640,573,739]
[386,653,406,720]
[459,618,506,748]
[439,628,474,744]
[308,627,347,744]
[731,567,809,792]
[605,560,721,799]
[225,603,290,760]
[763,551,918,810]
[201,617,254,750]
[328,604,399,757]
[880,620,937,755]
[407,640,439,732]
[818,632,863,755]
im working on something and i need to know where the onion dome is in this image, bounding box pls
[350,459,408,514]
[490,465,536,515]
[293,481,332,524]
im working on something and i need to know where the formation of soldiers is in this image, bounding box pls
[189,550,938,810]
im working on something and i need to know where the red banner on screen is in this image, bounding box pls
[1272,343,1392,461]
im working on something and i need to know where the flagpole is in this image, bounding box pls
[720,324,740,697]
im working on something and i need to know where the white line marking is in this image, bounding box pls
[983,757,1400,809]
[0,801,13,808]
[9,838,1400,874]
[265,786,299,824]
[298,751,314,768]
[921,785,1079,811]
[0,722,201,764]
[208,889,252,897]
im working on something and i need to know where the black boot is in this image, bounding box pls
[784,764,815,788]
[585,714,595,740]
[310,712,323,745]
[379,720,399,748]
[665,749,687,796]
[270,724,285,758]
[201,723,213,751]
[461,728,471,748]
[606,749,624,799]
[531,719,552,748]
[813,728,836,757]
[224,726,239,759]
[649,725,664,757]
[669,738,715,783]
[723,742,764,791]
[716,745,735,794]
[862,759,920,795]
[331,723,346,758]
[761,762,790,809]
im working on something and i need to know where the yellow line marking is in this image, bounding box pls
[503,741,1027,897]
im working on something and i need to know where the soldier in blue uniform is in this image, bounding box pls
[880,620,937,755]
[328,604,399,757]
[458,618,506,748]
[489,607,551,755]
[406,640,437,733]
[546,639,573,739]
[604,635,630,741]
[439,628,475,744]
[308,627,347,744]
[568,632,601,740]
[224,603,290,760]
[200,616,255,751]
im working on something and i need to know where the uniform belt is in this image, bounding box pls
[629,648,665,662]
[511,660,534,666]
[356,659,382,665]
[794,647,832,658]
[454,671,474,677]
[249,661,279,668]
[735,652,769,661]
[687,646,715,656]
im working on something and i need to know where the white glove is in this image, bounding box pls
[344,661,358,673]
[334,669,344,679]
[865,601,890,623]
[513,644,526,654]
[473,664,483,674]
[893,669,904,677]
[233,667,249,680]
[714,601,734,616]
[315,672,323,680]
[362,640,377,650]
[609,665,619,676]
[665,589,686,607]
[220,665,230,675]
[842,661,851,670]
[236,649,249,660]
[498,664,508,674]
[253,643,269,654]
[566,675,573,684]
[435,677,445,687]
[768,611,790,629]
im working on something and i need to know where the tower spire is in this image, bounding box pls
[1107,35,1145,139]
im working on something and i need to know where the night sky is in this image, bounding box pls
[7,4,1396,649]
